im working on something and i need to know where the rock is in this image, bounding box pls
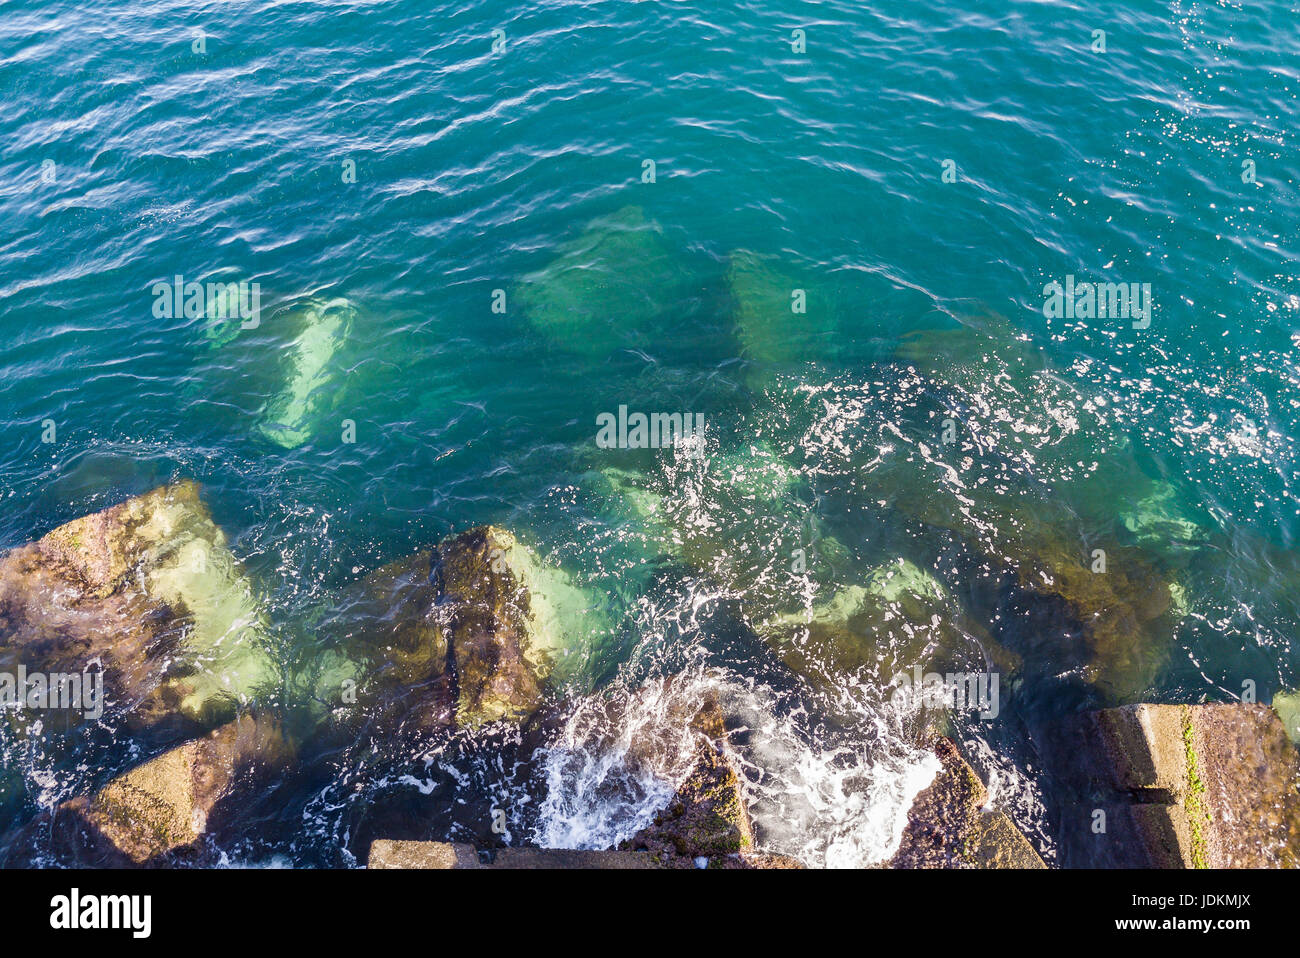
[1272,690,1300,744]
[310,549,453,732]
[859,449,1181,701]
[726,249,837,372]
[892,320,1116,487]
[1119,480,1208,551]
[368,839,660,869]
[366,693,804,871]
[867,322,1198,700]
[367,839,801,870]
[0,482,277,732]
[433,526,583,727]
[14,713,293,866]
[366,687,804,870]
[257,298,355,449]
[616,697,760,867]
[368,839,477,868]
[965,812,1048,869]
[591,444,1014,703]
[1047,703,1300,868]
[767,558,1020,702]
[200,275,259,347]
[704,851,807,869]
[434,528,546,726]
[515,206,687,358]
[890,737,1045,869]
[312,526,591,730]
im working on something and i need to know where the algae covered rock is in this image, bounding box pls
[434,525,601,726]
[0,482,278,731]
[433,527,551,727]
[21,713,294,866]
[767,558,1019,701]
[515,206,687,358]
[617,697,756,866]
[889,737,1044,869]
[314,526,595,730]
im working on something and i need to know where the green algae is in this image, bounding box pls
[1182,707,1211,870]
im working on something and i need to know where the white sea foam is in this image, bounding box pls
[532,668,943,868]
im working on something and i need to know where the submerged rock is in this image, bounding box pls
[855,440,1182,701]
[1045,703,1300,868]
[587,442,1015,710]
[889,737,1044,869]
[10,713,293,866]
[305,549,451,732]
[1273,690,1300,744]
[767,558,1020,698]
[726,249,837,374]
[515,206,686,358]
[0,482,278,731]
[1119,479,1209,550]
[201,278,257,348]
[599,439,852,631]
[879,322,1203,700]
[893,319,1115,486]
[257,297,355,449]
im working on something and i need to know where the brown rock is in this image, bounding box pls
[891,737,1045,869]
[432,527,548,727]
[0,482,276,732]
[41,713,293,866]
[325,527,565,731]
[367,839,660,869]
[618,698,757,866]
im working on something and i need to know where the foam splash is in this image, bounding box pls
[532,668,942,868]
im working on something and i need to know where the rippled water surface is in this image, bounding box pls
[0,0,1297,867]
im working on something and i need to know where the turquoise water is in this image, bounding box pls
[0,0,1297,866]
